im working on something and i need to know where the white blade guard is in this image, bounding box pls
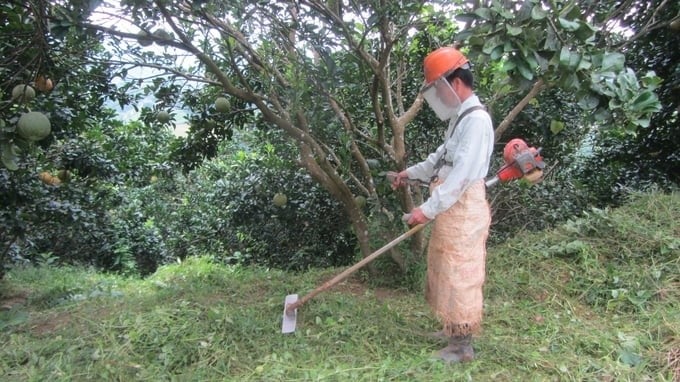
[281,294,298,334]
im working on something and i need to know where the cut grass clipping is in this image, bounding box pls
[0,191,678,381]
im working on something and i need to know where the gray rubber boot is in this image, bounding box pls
[435,335,475,363]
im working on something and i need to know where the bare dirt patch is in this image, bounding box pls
[0,292,28,310]
[318,274,405,301]
[29,310,74,336]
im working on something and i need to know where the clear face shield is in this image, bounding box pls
[422,76,461,121]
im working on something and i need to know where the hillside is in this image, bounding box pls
[1,192,678,381]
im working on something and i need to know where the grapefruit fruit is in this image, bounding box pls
[17,112,51,141]
[12,84,36,102]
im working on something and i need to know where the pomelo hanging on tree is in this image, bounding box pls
[11,84,35,102]
[156,110,171,123]
[17,111,51,141]
[273,193,287,207]
[215,97,230,113]
[34,75,54,92]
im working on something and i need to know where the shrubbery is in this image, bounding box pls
[487,167,592,244]
[0,119,173,277]
[135,132,357,270]
[1,120,357,278]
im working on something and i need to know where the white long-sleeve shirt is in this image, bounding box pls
[405,95,494,219]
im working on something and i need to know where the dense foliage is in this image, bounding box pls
[131,129,357,270]
[1,118,172,277]
[575,0,680,204]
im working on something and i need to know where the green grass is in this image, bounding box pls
[1,191,678,381]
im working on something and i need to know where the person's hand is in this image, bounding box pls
[407,208,430,225]
[389,170,410,190]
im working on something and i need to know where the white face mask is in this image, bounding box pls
[422,77,461,121]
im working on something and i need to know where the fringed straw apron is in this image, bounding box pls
[425,179,491,336]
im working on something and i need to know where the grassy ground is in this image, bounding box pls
[1,192,678,381]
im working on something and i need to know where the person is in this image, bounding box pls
[391,46,494,363]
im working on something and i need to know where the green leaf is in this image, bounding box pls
[524,52,539,70]
[631,91,661,113]
[498,8,515,20]
[516,0,533,22]
[601,52,625,72]
[641,71,662,89]
[534,52,550,71]
[516,60,534,80]
[550,119,565,134]
[491,46,504,61]
[622,68,639,86]
[1,155,19,171]
[474,8,493,21]
[627,290,652,306]
[633,118,651,128]
[565,240,587,254]
[577,55,591,71]
[558,17,580,31]
[575,22,597,42]
[531,5,547,20]
[0,310,28,329]
[1,142,19,171]
[506,24,523,36]
[502,59,517,72]
[468,36,485,47]
[561,72,580,90]
[561,5,582,21]
[455,30,474,42]
[559,47,581,69]
[559,46,571,66]
[590,72,617,97]
[482,36,502,55]
[544,26,559,51]
[577,92,599,110]
[609,98,623,109]
[568,51,582,69]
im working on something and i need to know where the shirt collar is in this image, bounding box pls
[456,95,481,117]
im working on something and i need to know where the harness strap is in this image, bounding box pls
[431,105,487,182]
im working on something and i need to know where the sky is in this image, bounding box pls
[90,3,195,136]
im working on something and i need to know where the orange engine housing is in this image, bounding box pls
[497,138,544,183]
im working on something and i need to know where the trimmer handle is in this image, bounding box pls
[386,172,428,188]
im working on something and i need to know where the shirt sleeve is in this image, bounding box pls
[419,114,492,219]
[404,144,445,182]
[404,118,457,182]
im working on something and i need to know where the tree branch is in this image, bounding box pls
[494,78,546,143]
[619,0,673,49]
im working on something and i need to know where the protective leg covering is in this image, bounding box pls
[425,180,491,337]
[435,335,475,363]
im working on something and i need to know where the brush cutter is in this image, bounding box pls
[385,138,545,189]
[484,138,545,188]
[281,138,545,333]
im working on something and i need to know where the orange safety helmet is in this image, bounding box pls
[423,47,470,86]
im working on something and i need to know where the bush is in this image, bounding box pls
[136,132,357,270]
[0,163,119,275]
[487,161,593,244]
[0,120,176,278]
